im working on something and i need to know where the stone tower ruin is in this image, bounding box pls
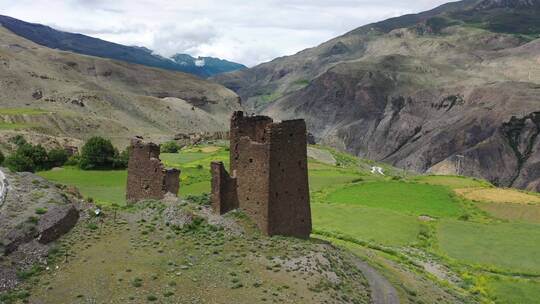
[126,138,180,204]
[211,111,312,238]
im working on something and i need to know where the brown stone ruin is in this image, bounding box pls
[211,111,312,238]
[126,138,181,204]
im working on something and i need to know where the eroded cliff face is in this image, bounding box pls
[264,62,540,190]
[215,0,540,191]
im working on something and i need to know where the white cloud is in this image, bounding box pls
[0,0,456,66]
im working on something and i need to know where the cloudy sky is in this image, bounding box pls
[0,0,455,66]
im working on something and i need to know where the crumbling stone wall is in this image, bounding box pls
[211,161,238,214]
[230,111,273,174]
[126,138,180,203]
[211,111,312,238]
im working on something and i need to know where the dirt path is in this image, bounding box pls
[353,258,400,304]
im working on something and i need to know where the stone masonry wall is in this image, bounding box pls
[230,111,273,174]
[267,120,312,238]
[126,138,180,203]
[236,137,271,234]
[211,161,238,214]
[211,111,312,238]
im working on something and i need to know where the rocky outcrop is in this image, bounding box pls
[0,171,81,255]
[37,204,79,244]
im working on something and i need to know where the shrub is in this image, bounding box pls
[17,144,49,171]
[113,148,130,169]
[160,141,180,153]
[5,153,35,172]
[65,154,80,166]
[9,135,27,147]
[48,148,69,168]
[35,208,47,215]
[79,137,116,170]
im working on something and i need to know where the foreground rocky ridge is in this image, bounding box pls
[215,0,540,191]
[0,170,82,292]
[1,195,375,303]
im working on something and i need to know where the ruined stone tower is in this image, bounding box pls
[211,111,312,238]
[126,138,180,204]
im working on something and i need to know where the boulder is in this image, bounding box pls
[37,204,79,244]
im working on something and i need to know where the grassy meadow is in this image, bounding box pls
[35,143,540,303]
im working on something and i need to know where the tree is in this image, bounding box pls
[79,137,116,170]
[48,148,69,168]
[5,153,35,172]
[160,141,181,153]
[17,144,49,171]
[113,147,130,169]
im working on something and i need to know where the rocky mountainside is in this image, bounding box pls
[214,0,540,192]
[0,15,245,78]
[0,24,242,147]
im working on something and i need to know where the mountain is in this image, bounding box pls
[214,0,540,192]
[0,23,242,147]
[0,15,245,78]
[171,54,246,76]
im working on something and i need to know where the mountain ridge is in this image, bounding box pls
[0,24,242,147]
[0,15,246,78]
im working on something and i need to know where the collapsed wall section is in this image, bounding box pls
[126,138,180,203]
[211,161,238,214]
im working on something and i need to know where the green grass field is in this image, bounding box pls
[0,108,50,116]
[312,203,420,246]
[411,175,491,189]
[0,122,36,130]
[326,181,462,218]
[38,167,127,205]
[487,277,540,304]
[438,220,540,274]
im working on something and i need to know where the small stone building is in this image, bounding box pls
[126,138,180,204]
[211,111,312,238]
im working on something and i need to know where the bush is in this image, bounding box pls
[65,154,80,166]
[160,141,180,153]
[9,135,27,147]
[113,148,130,169]
[79,137,116,170]
[0,150,4,165]
[48,148,69,168]
[5,153,35,172]
[17,144,49,171]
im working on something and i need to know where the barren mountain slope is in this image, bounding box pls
[214,0,540,191]
[0,25,242,147]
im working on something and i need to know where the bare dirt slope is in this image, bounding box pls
[0,25,242,147]
[214,0,540,191]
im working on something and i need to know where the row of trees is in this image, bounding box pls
[1,136,69,172]
[1,136,129,173]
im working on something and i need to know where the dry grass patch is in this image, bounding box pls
[200,146,221,153]
[477,202,540,224]
[455,188,540,205]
